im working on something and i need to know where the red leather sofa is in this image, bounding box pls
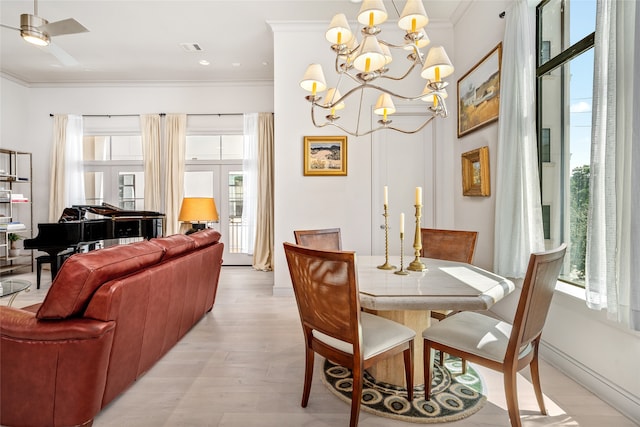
[0,229,224,427]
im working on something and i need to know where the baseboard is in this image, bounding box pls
[540,340,640,424]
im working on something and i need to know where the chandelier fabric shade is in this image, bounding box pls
[300,0,454,137]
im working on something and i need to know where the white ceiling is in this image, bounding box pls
[0,0,465,86]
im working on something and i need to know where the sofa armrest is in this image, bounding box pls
[1,306,115,340]
[0,306,116,427]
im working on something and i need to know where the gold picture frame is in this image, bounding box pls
[457,43,502,138]
[461,146,490,196]
[303,136,348,176]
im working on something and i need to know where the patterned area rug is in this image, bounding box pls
[322,354,486,423]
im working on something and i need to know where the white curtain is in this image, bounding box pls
[141,114,162,212]
[586,0,639,330]
[164,114,187,236]
[48,114,84,222]
[493,0,545,279]
[242,113,258,254]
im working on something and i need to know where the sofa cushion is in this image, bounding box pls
[37,240,165,320]
[187,229,221,248]
[150,234,196,261]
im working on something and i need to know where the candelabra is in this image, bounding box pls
[377,204,396,270]
[407,203,427,271]
[395,231,409,275]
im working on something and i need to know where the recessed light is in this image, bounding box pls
[232,62,241,67]
[199,60,210,66]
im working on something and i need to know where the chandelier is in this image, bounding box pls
[300,0,454,137]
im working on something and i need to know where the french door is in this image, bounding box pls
[184,164,252,265]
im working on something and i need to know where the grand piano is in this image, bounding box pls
[24,203,165,279]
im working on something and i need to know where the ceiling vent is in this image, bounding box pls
[180,42,203,52]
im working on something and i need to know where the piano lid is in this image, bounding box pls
[71,203,165,218]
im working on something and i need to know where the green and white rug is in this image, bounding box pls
[322,355,486,423]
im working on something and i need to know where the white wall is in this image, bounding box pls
[453,1,639,423]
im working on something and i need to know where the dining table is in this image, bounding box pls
[356,255,515,387]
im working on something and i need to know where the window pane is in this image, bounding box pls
[111,136,143,161]
[186,136,221,160]
[539,49,593,286]
[83,136,109,161]
[228,171,244,253]
[221,135,244,160]
[84,171,104,204]
[539,0,595,66]
[568,0,596,46]
[539,0,563,66]
[118,171,144,210]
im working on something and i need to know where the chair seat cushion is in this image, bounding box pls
[313,312,415,359]
[422,311,531,363]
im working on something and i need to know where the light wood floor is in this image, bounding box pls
[4,267,637,427]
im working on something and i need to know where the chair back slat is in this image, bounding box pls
[420,228,478,264]
[510,244,567,352]
[294,228,342,251]
[283,242,359,346]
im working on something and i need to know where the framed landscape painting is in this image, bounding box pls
[457,43,502,138]
[461,146,490,196]
[303,136,347,176]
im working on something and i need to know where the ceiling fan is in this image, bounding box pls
[0,0,89,46]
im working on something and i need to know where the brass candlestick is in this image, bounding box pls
[395,232,409,275]
[408,203,427,271]
[377,204,396,270]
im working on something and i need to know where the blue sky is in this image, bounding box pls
[568,0,596,171]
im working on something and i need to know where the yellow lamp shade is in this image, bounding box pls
[178,197,219,223]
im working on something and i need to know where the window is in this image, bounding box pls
[83,135,144,209]
[536,0,596,286]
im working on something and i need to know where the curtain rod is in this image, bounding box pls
[49,113,245,118]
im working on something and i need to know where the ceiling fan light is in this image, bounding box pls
[21,29,49,46]
[20,13,50,46]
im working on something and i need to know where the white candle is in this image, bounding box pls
[415,186,422,205]
[400,213,405,234]
[383,186,388,206]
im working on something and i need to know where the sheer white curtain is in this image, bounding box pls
[48,114,85,222]
[586,0,639,330]
[141,114,161,212]
[242,113,258,254]
[164,114,187,236]
[493,0,545,279]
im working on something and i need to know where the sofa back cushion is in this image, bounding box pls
[37,240,165,320]
[149,234,196,261]
[187,229,221,248]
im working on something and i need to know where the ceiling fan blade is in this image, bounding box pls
[39,42,80,67]
[0,23,20,32]
[40,18,88,37]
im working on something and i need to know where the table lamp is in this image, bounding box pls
[178,197,219,234]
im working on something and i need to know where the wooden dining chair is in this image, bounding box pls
[420,228,478,369]
[293,228,342,250]
[422,244,567,427]
[283,242,415,427]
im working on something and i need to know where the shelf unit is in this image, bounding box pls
[0,149,33,276]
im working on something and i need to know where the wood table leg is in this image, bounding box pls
[364,309,430,387]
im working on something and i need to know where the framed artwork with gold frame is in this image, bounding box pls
[303,136,347,176]
[461,146,490,196]
[457,43,502,138]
